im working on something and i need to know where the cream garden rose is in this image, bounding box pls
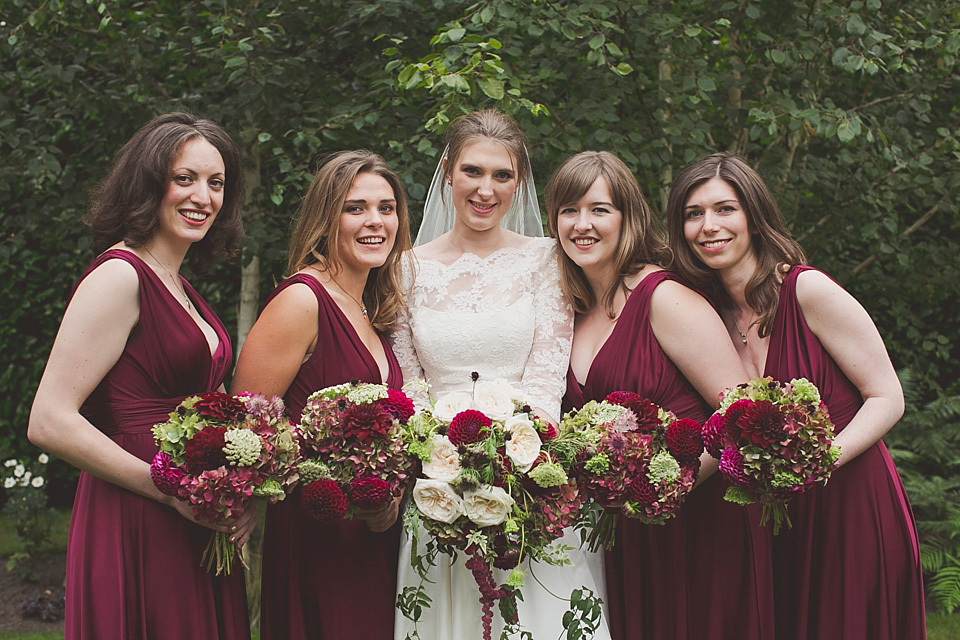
[432,391,474,423]
[413,479,465,524]
[462,485,515,527]
[421,435,462,481]
[504,414,542,472]
[471,381,515,421]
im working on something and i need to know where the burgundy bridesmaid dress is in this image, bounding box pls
[564,270,775,640]
[765,266,926,639]
[65,250,249,639]
[258,274,402,640]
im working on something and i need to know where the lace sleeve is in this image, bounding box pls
[521,240,573,422]
[388,258,425,386]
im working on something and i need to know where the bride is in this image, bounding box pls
[391,110,611,639]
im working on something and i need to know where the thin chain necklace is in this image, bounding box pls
[328,275,368,321]
[143,246,191,311]
[733,318,748,345]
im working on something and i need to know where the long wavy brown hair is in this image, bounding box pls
[84,112,244,273]
[546,151,671,317]
[286,150,412,331]
[665,152,807,337]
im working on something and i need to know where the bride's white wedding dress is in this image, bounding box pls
[390,237,611,640]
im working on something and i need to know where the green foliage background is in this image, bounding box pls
[1,0,958,610]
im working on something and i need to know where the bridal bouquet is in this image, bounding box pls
[150,391,300,574]
[398,376,587,640]
[702,377,841,534]
[560,391,704,550]
[296,382,415,521]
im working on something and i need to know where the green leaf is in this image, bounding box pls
[846,14,867,36]
[771,49,786,64]
[225,56,246,69]
[613,62,633,76]
[696,76,717,92]
[447,28,465,43]
[478,76,504,100]
[588,34,605,50]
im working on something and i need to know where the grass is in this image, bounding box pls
[0,508,70,557]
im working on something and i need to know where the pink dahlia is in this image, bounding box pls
[341,402,394,444]
[184,426,228,473]
[302,479,348,521]
[738,400,786,447]
[193,392,247,422]
[665,418,704,463]
[718,447,752,487]
[448,409,491,446]
[380,389,415,423]
[150,452,185,497]
[349,476,391,509]
[701,412,727,458]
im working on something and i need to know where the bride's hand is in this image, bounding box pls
[356,495,401,532]
[531,406,558,428]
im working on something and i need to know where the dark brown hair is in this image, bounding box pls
[287,150,412,331]
[84,112,244,273]
[665,152,807,337]
[546,151,671,316]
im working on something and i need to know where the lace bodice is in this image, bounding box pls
[390,237,573,421]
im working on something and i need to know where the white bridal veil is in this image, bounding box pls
[414,145,544,246]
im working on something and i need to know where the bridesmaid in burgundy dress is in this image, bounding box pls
[28,112,254,639]
[666,152,926,639]
[546,151,774,640]
[231,150,412,639]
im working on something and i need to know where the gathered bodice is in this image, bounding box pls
[390,237,573,420]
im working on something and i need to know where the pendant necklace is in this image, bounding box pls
[733,319,748,345]
[143,246,191,311]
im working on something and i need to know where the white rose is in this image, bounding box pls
[463,485,515,527]
[504,415,542,472]
[37,454,49,464]
[413,479,465,524]
[432,391,474,423]
[13,464,24,478]
[31,476,44,488]
[421,435,462,481]
[472,381,516,421]
[3,478,14,489]
[4,459,17,468]
[490,378,526,403]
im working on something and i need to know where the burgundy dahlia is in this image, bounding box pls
[380,388,415,423]
[606,392,660,431]
[193,392,247,422]
[448,409,491,446]
[665,418,704,463]
[183,426,228,473]
[738,400,786,447]
[538,422,558,441]
[723,398,753,441]
[341,402,394,444]
[150,452,185,497]
[302,479,348,521]
[627,477,658,505]
[349,476,391,508]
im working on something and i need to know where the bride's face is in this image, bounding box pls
[447,138,519,234]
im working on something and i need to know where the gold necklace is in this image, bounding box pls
[328,275,368,321]
[143,246,191,310]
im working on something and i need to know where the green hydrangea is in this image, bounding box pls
[827,445,842,466]
[584,453,610,474]
[646,451,680,484]
[528,461,568,488]
[298,459,332,483]
[771,470,803,489]
[594,403,628,425]
[346,383,388,405]
[507,568,526,588]
[724,486,756,505]
[789,378,821,405]
[253,478,283,499]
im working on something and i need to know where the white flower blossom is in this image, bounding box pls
[432,392,474,423]
[4,459,17,468]
[472,381,515,421]
[503,415,542,472]
[13,464,25,478]
[31,476,44,488]
[38,453,49,465]
[463,485,515,527]
[3,478,14,489]
[413,479,465,524]
[421,435,462,482]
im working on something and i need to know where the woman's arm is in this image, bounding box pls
[795,269,904,467]
[387,256,425,389]
[649,279,750,482]
[28,259,254,540]
[522,242,574,425]
[231,282,318,398]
